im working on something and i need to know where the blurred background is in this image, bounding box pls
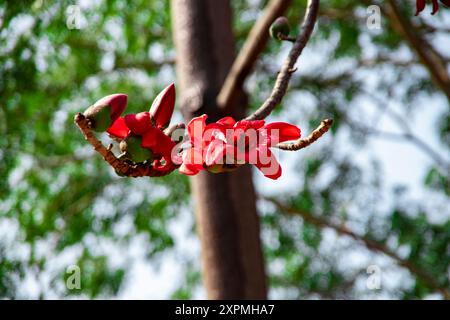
[0,0,449,299]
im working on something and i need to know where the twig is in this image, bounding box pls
[245,0,320,121]
[368,128,449,175]
[359,89,450,173]
[266,197,450,299]
[217,0,293,113]
[74,113,177,177]
[276,118,333,150]
[163,122,186,138]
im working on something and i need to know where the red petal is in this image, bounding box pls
[233,120,265,131]
[415,0,426,15]
[149,83,176,129]
[179,163,200,175]
[441,0,450,7]
[263,122,301,146]
[152,157,173,172]
[141,127,176,157]
[432,0,440,14]
[253,147,282,180]
[107,117,130,139]
[187,114,207,146]
[216,116,236,127]
[205,140,227,166]
[179,147,204,175]
[124,112,152,135]
[94,93,127,121]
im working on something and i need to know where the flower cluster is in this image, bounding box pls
[83,86,303,179]
[415,0,450,15]
[84,83,177,173]
[179,114,301,180]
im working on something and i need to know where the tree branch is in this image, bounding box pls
[74,113,178,177]
[360,89,450,174]
[245,0,320,121]
[385,0,450,102]
[276,118,333,150]
[266,197,450,299]
[217,0,293,113]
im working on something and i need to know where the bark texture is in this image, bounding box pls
[171,0,267,299]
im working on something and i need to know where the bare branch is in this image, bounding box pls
[359,89,450,174]
[276,118,333,150]
[74,113,178,177]
[217,0,293,113]
[163,122,186,137]
[245,0,320,121]
[266,197,450,299]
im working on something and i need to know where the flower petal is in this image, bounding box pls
[205,140,227,166]
[107,117,130,139]
[263,122,301,146]
[179,147,204,175]
[141,127,176,156]
[234,119,265,130]
[187,114,208,146]
[415,0,426,15]
[432,0,440,14]
[253,147,282,180]
[216,116,236,127]
[124,112,152,135]
[179,163,200,175]
[152,157,173,172]
[149,83,176,129]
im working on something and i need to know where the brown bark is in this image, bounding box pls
[171,0,266,299]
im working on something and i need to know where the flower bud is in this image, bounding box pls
[83,104,112,132]
[121,135,154,163]
[84,94,128,132]
[270,17,290,40]
[149,83,175,129]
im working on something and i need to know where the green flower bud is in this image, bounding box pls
[83,104,112,132]
[270,17,290,40]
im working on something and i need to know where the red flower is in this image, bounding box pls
[105,84,178,171]
[179,115,301,180]
[416,0,450,15]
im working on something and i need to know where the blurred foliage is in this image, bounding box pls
[0,0,449,299]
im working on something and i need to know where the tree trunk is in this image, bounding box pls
[171,0,267,299]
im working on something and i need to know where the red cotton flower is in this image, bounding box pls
[179,114,301,180]
[416,0,450,15]
[105,83,177,171]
